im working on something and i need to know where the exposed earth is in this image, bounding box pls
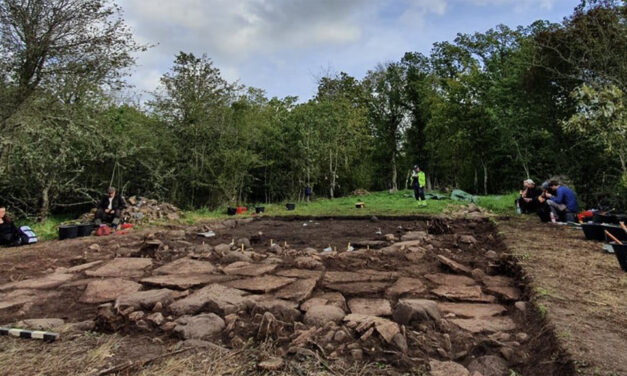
[0,215,625,376]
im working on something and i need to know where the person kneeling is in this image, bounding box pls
[94,187,126,228]
[544,181,578,223]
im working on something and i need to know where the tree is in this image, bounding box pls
[0,0,143,114]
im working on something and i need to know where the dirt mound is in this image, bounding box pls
[79,196,182,224]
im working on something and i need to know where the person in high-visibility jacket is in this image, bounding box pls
[411,165,427,206]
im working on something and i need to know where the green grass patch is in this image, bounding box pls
[475,192,518,215]
[182,190,471,224]
[20,215,73,241]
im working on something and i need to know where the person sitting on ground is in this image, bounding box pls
[544,180,579,223]
[516,179,541,214]
[0,207,21,246]
[410,165,427,207]
[94,187,126,228]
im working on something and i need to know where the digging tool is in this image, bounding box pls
[604,230,622,245]
[0,327,58,342]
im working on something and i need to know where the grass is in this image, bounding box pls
[475,192,518,215]
[182,189,474,225]
[19,215,72,241]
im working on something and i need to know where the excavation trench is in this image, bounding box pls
[0,217,573,375]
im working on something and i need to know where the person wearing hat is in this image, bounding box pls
[410,165,427,207]
[94,187,126,228]
[516,179,541,214]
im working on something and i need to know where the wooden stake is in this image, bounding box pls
[270,239,274,246]
[241,243,244,252]
[620,221,627,234]
[604,230,622,245]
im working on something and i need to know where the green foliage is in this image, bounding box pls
[1,1,627,218]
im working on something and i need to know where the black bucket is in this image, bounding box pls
[604,224,627,242]
[226,207,236,215]
[77,223,94,237]
[255,206,265,214]
[286,203,296,211]
[593,213,618,224]
[582,223,606,241]
[58,225,79,240]
[609,242,627,272]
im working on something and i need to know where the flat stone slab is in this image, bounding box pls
[432,285,496,303]
[301,292,347,312]
[436,255,472,274]
[0,273,76,291]
[305,305,345,326]
[400,231,428,241]
[250,296,300,321]
[425,273,476,286]
[274,278,317,302]
[437,303,507,318]
[79,279,142,303]
[275,269,323,280]
[450,317,517,333]
[222,262,278,276]
[484,286,521,301]
[15,318,65,330]
[482,275,515,287]
[323,270,397,284]
[429,360,470,376]
[153,257,215,275]
[85,258,153,278]
[174,313,225,340]
[170,284,250,316]
[348,298,392,316]
[140,274,235,290]
[326,282,390,295]
[67,261,104,273]
[224,275,295,293]
[115,288,186,310]
[0,289,60,311]
[393,299,441,323]
[385,277,426,299]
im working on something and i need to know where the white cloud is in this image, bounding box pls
[462,0,556,11]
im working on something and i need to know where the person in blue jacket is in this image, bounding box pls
[545,180,578,222]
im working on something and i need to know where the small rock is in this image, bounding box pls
[429,360,470,376]
[334,330,348,343]
[146,312,164,326]
[258,357,284,371]
[128,311,145,321]
[350,349,363,360]
[304,305,345,326]
[384,234,396,241]
[236,238,251,249]
[515,332,529,343]
[393,299,441,324]
[153,302,163,312]
[467,355,509,376]
[174,313,225,340]
[458,235,477,245]
[471,268,486,280]
[514,301,527,312]
[161,322,176,331]
[214,244,231,253]
[485,250,498,260]
[88,244,101,252]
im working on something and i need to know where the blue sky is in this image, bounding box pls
[118,0,580,102]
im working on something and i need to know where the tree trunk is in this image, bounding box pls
[391,154,398,192]
[474,168,478,194]
[39,185,50,222]
[482,161,488,195]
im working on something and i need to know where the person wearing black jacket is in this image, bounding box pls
[0,207,21,246]
[94,187,126,228]
[516,179,542,214]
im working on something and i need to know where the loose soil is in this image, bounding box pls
[0,216,623,375]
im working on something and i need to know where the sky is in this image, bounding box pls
[117,0,580,102]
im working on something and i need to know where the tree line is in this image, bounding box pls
[0,0,625,219]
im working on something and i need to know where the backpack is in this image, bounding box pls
[18,226,38,244]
